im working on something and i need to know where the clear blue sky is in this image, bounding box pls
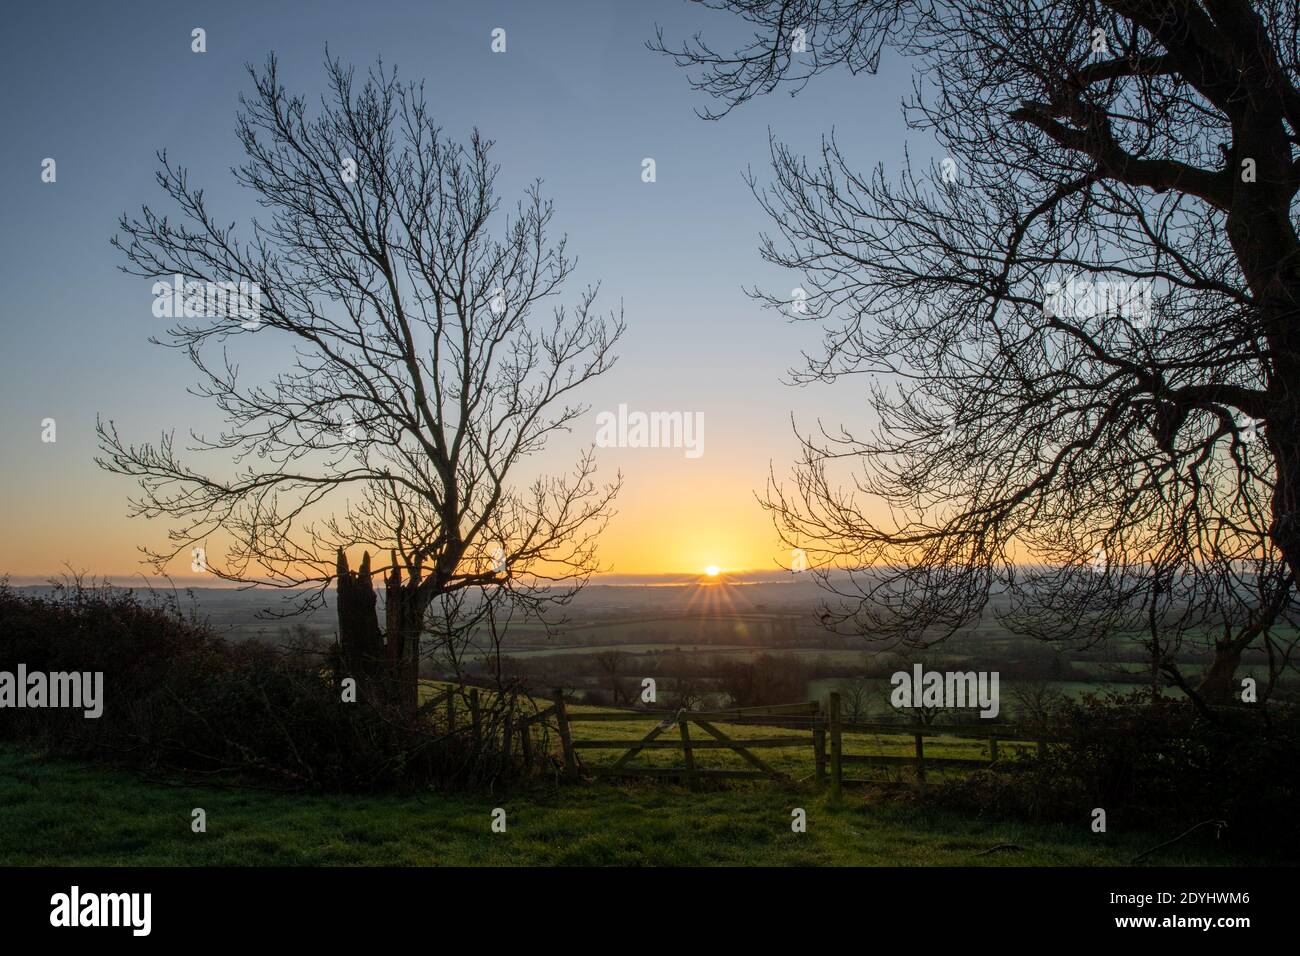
[0,0,923,580]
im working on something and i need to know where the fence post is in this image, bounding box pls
[553,688,578,779]
[501,708,514,776]
[679,718,698,791]
[914,731,926,788]
[813,699,826,784]
[447,686,456,732]
[519,717,533,773]
[989,735,999,764]
[469,688,481,751]
[829,692,842,803]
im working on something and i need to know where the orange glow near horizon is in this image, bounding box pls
[0,444,806,582]
[0,484,793,583]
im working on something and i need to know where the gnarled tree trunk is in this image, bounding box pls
[385,551,426,713]
[335,549,385,700]
[1196,641,1246,705]
[337,549,428,712]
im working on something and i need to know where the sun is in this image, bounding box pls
[704,565,721,577]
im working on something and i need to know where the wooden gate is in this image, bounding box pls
[549,691,822,786]
[531,689,1051,795]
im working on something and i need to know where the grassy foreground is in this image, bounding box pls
[0,745,1254,866]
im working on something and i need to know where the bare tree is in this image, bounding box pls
[669,676,709,710]
[1009,680,1066,731]
[882,649,957,725]
[654,1,1300,704]
[839,675,874,722]
[101,54,624,710]
[594,650,630,704]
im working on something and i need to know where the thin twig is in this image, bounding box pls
[1131,819,1227,864]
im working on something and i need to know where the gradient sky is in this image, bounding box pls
[0,0,921,582]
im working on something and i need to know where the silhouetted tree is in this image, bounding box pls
[102,55,623,709]
[655,0,1300,704]
[594,650,631,704]
[839,675,873,722]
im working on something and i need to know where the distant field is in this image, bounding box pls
[498,641,762,658]
[803,676,1144,712]
[185,585,1296,708]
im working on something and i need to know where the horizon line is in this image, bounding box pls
[1,568,814,589]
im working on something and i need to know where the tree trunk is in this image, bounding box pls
[1218,111,1300,702]
[1195,641,1245,705]
[335,549,385,699]
[385,550,425,713]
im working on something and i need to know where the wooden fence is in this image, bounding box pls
[550,691,822,787]
[418,683,603,777]
[419,683,527,773]
[422,683,1052,793]
[540,688,1051,797]
[826,692,1049,799]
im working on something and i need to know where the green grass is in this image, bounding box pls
[0,745,1256,866]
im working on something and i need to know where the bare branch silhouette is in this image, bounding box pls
[101,53,624,707]
[658,1,1300,702]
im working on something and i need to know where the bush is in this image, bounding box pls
[582,688,612,706]
[0,582,490,791]
[711,653,808,707]
[929,689,1300,856]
